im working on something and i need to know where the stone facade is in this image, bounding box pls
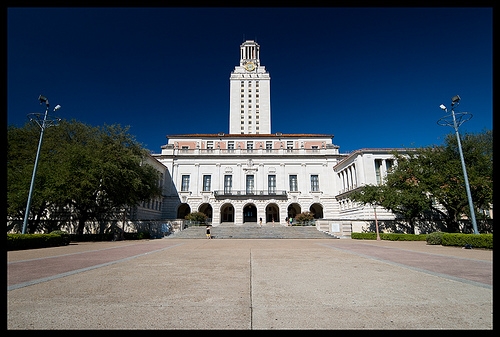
[147,40,406,234]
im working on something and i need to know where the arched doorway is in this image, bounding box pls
[243,203,257,223]
[309,203,323,219]
[198,203,213,222]
[287,203,301,219]
[266,203,279,223]
[220,203,234,223]
[177,203,191,219]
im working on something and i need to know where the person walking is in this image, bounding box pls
[206,225,211,239]
[259,217,262,227]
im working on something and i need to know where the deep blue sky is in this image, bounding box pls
[7,7,492,154]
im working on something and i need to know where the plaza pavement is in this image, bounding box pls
[7,238,493,330]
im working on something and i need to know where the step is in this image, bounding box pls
[165,225,338,239]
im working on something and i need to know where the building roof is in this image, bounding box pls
[166,133,334,139]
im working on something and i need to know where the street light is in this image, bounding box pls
[21,95,61,234]
[437,95,479,234]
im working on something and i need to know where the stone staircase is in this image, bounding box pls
[165,222,338,239]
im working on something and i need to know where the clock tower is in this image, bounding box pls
[229,40,271,134]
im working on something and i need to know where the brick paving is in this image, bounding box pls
[7,238,492,329]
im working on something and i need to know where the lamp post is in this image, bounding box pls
[21,95,61,234]
[373,205,381,240]
[437,95,479,234]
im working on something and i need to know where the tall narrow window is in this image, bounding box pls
[246,175,255,194]
[375,159,382,185]
[311,175,319,192]
[224,175,232,194]
[203,175,211,192]
[266,141,272,151]
[181,175,190,192]
[386,159,394,172]
[247,141,253,152]
[268,175,276,194]
[289,175,298,192]
[228,141,234,152]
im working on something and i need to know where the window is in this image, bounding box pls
[268,175,276,194]
[311,175,319,192]
[375,159,382,185]
[386,159,394,172]
[228,141,234,152]
[203,175,211,192]
[289,175,298,192]
[246,175,255,194]
[207,141,213,152]
[247,141,253,151]
[181,175,190,192]
[224,175,232,194]
[266,141,272,151]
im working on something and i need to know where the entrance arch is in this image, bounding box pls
[177,203,191,219]
[287,203,301,219]
[220,203,234,223]
[243,203,257,223]
[266,203,279,223]
[198,203,213,222]
[309,203,324,219]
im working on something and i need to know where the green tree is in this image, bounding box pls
[185,211,208,223]
[7,120,162,234]
[419,131,493,232]
[350,151,434,234]
[294,211,314,224]
[349,130,492,233]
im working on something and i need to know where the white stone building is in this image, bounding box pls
[152,40,404,235]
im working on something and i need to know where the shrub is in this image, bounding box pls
[426,231,444,245]
[7,233,66,251]
[379,233,427,241]
[441,233,493,249]
[294,212,314,224]
[351,232,377,240]
[352,232,427,241]
[185,211,208,223]
[50,230,71,245]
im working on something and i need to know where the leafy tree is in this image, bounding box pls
[420,131,493,232]
[349,129,492,233]
[350,151,434,234]
[7,123,60,232]
[7,120,162,234]
[294,211,314,224]
[185,211,208,223]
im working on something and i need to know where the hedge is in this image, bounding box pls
[7,231,152,251]
[351,231,493,249]
[7,233,67,251]
[441,233,493,249]
[351,232,427,241]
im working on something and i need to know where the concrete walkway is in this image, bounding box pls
[7,239,492,330]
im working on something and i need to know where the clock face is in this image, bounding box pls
[245,62,255,71]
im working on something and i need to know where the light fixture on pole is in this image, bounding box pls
[437,95,479,234]
[21,95,61,234]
